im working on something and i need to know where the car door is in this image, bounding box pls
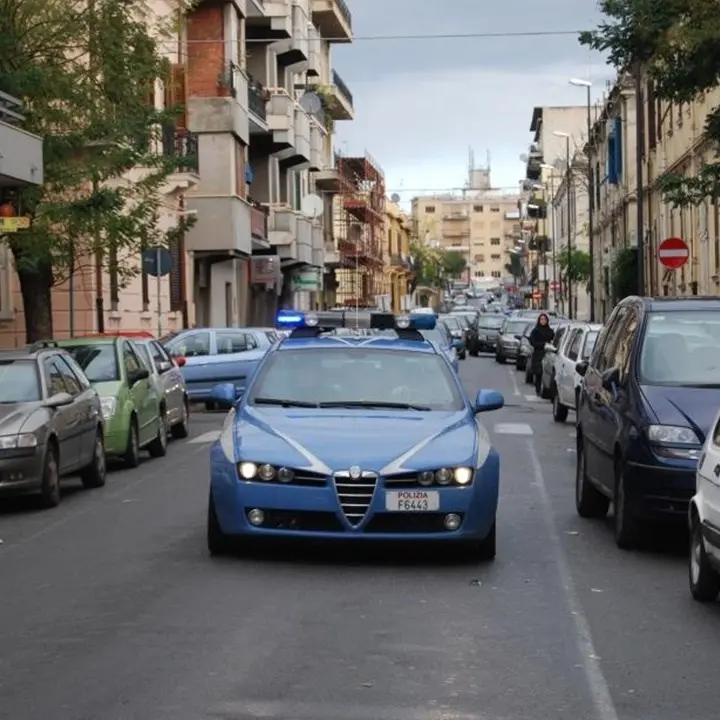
[123,341,154,445]
[150,340,184,424]
[560,329,584,407]
[42,357,81,474]
[698,419,720,561]
[54,354,98,467]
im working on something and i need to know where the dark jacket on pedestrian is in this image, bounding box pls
[529,314,554,374]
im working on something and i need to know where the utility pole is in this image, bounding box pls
[635,67,645,295]
[585,84,595,321]
[565,134,573,320]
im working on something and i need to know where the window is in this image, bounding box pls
[248,348,464,410]
[425,206,435,213]
[490,238,500,245]
[475,269,485,277]
[66,344,119,382]
[491,271,501,278]
[150,341,170,364]
[595,308,627,373]
[216,331,258,354]
[554,327,566,351]
[582,331,599,359]
[491,254,500,260]
[61,354,92,390]
[122,343,143,375]
[473,205,483,212]
[54,356,83,395]
[265,331,280,343]
[44,358,67,396]
[566,330,583,361]
[166,331,211,357]
[490,206,500,212]
[0,360,40,402]
[135,343,153,370]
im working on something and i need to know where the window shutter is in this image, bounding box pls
[166,64,187,129]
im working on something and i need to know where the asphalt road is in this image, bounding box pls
[1,357,720,720]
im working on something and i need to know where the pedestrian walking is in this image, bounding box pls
[529,313,554,395]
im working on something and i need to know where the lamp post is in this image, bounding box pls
[553,131,573,319]
[569,78,595,321]
[540,163,558,311]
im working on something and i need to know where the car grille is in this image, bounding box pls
[258,509,344,532]
[365,513,463,533]
[333,470,377,525]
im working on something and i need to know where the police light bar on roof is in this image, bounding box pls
[277,309,435,332]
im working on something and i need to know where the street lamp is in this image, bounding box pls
[553,131,573,319]
[540,163,559,312]
[569,78,595,321]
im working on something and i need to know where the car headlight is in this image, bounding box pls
[416,467,473,486]
[0,433,38,450]
[479,333,487,340]
[237,462,295,483]
[100,396,117,419]
[646,425,700,445]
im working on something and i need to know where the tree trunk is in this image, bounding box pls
[16,262,54,343]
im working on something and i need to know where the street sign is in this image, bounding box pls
[141,247,173,277]
[532,290,542,300]
[658,237,689,270]
[0,216,30,232]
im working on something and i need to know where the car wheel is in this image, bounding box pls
[148,411,168,458]
[552,393,569,422]
[469,349,479,357]
[575,442,609,518]
[475,522,496,560]
[689,519,720,602]
[524,366,533,384]
[123,418,141,468]
[171,399,190,439]
[39,443,60,508]
[495,353,504,364]
[80,429,107,489]
[207,493,232,556]
[540,377,552,400]
[614,457,642,550]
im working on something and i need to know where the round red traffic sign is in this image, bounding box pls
[658,237,689,269]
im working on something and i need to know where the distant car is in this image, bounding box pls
[163,328,276,406]
[495,318,532,364]
[476,314,505,352]
[0,345,106,507]
[438,315,467,360]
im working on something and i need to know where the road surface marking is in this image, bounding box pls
[508,367,521,396]
[493,422,533,435]
[188,430,220,444]
[527,440,618,720]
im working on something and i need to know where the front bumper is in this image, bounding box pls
[209,445,500,542]
[104,413,130,456]
[625,458,695,522]
[0,448,45,497]
[497,344,519,359]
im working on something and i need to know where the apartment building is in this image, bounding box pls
[411,168,519,281]
[381,199,413,313]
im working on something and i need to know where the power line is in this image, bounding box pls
[384,187,524,193]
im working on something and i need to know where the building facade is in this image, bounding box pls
[381,199,413,312]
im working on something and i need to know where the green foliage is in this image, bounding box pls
[557,248,591,284]
[439,250,467,278]
[409,243,466,288]
[0,0,196,339]
[580,0,720,205]
[611,247,638,299]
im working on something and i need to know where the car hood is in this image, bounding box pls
[233,406,487,475]
[0,402,44,434]
[641,385,720,442]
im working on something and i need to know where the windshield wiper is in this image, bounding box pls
[253,397,318,407]
[318,400,432,411]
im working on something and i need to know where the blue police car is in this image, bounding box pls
[206,310,505,559]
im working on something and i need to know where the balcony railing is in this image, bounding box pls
[250,203,268,239]
[248,76,267,120]
[161,126,198,172]
[332,70,352,104]
[335,0,352,28]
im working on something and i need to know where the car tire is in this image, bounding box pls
[689,519,720,602]
[575,442,609,518]
[469,349,479,357]
[171,399,190,439]
[495,353,504,364]
[123,418,141,469]
[475,522,496,560]
[552,393,569,422]
[80,429,107,489]
[39,442,60,508]
[207,493,232,556]
[614,457,642,550]
[148,410,168,458]
[540,377,552,400]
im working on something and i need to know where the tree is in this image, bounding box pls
[409,241,442,288]
[439,250,467,279]
[557,248,591,285]
[580,0,720,206]
[0,0,196,341]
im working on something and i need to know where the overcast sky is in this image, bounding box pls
[332,0,613,203]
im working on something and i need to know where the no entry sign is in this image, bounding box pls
[658,237,689,269]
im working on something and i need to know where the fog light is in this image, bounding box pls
[248,509,265,526]
[444,513,461,530]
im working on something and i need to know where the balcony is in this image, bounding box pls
[187,67,249,143]
[269,207,313,264]
[276,108,311,168]
[274,3,309,70]
[0,92,43,186]
[445,245,470,253]
[185,196,253,255]
[161,127,199,191]
[266,91,295,152]
[311,0,352,43]
[247,76,268,133]
[307,25,321,76]
[325,70,353,120]
[246,0,292,37]
[389,254,412,271]
[250,203,268,243]
[309,121,323,170]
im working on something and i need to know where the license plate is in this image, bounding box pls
[385,490,439,512]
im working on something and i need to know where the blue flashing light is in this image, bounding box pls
[276,310,306,327]
[406,313,436,330]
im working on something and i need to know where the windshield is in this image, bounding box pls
[0,360,41,402]
[582,331,598,359]
[135,344,153,369]
[640,311,720,385]
[421,329,448,347]
[503,320,531,335]
[479,315,504,329]
[65,343,119,383]
[440,316,463,331]
[248,348,464,410]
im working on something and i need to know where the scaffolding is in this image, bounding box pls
[333,152,385,308]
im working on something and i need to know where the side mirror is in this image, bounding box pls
[156,360,172,374]
[174,356,186,367]
[452,338,464,349]
[211,382,241,407]
[575,360,589,376]
[474,389,504,413]
[128,367,150,385]
[601,367,620,391]
[514,334,522,340]
[545,342,556,352]
[45,391,74,408]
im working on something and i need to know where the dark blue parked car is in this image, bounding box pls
[575,296,720,550]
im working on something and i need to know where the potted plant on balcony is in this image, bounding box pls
[314,86,335,133]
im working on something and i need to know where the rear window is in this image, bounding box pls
[65,343,119,382]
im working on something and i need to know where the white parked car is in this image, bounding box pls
[689,417,720,601]
[546,322,602,422]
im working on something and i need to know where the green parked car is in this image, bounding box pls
[54,336,167,467]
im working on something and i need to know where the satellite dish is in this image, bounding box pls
[299,92,323,116]
[390,193,400,203]
[519,153,528,163]
[301,193,323,218]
